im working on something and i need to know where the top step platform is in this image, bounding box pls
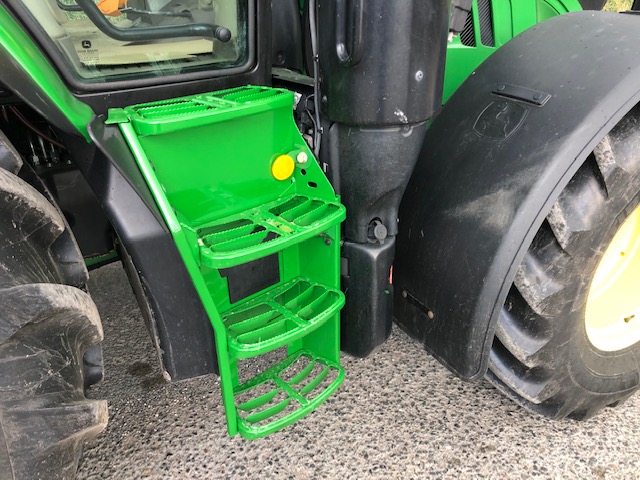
[109,86,294,135]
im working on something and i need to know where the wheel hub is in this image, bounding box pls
[586,205,640,352]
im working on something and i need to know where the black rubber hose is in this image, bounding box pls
[74,0,232,43]
[56,0,83,12]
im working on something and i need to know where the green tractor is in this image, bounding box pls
[1,0,639,477]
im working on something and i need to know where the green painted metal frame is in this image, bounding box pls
[223,277,345,358]
[0,5,94,139]
[110,86,346,438]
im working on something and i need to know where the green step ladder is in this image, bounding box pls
[108,86,346,439]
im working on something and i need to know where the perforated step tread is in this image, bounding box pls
[222,278,345,359]
[234,351,344,439]
[111,86,294,135]
[194,195,345,269]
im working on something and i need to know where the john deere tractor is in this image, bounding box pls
[1,0,639,478]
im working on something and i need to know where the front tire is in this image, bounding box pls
[487,107,640,419]
[0,163,107,479]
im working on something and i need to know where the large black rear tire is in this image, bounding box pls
[487,107,640,419]
[0,153,107,479]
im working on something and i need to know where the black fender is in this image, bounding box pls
[58,118,217,382]
[393,11,640,380]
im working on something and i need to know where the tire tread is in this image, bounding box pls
[0,165,105,480]
[487,109,640,419]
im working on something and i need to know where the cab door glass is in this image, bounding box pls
[16,0,247,83]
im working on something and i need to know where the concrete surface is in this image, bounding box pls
[77,262,640,479]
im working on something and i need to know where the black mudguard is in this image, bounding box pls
[59,118,217,382]
[394,11,640,380]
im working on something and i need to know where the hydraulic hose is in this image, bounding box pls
[74,0,232,43]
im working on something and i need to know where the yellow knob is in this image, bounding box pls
[271,154,295,181]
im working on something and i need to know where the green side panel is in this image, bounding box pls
[443,0,583,103]
[0,5,93,139]
[110,86,345,439]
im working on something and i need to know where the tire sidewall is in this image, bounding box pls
[560,191,640,394]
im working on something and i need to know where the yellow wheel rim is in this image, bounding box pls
[586,205,640,352]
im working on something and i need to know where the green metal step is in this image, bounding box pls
[110,85,345,439]
[234,350,344,439]
[222,278,345,359]
[193,195,345,269]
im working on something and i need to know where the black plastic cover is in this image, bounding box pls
[38,167,113,258]
[341,239,395,357]
[318,0,449,126]
[394,12,640,380]
[271,0,304,71]
[316,0,449,357]
[327,123,426,243]
[63,118,217,381]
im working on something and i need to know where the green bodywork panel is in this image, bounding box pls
[109,86,346,438]
[0,5,93,140]
[443,0,582,102]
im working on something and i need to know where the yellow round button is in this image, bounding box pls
[271,154,295,181]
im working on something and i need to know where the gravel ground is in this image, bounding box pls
[77,262,640,479]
